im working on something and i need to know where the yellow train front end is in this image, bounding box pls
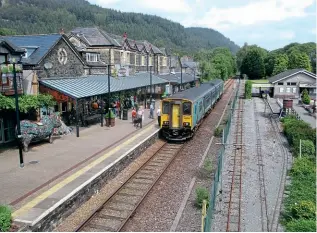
[160,98,193,141]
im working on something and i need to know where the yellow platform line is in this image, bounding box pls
[12,124,155,218]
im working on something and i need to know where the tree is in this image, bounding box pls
[264,52,278,77]
[301,89,311,105]
[288,51,312,71]
[272,54,289,75]
[240,47,266,79]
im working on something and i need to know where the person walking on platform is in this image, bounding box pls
[157,106,161,126]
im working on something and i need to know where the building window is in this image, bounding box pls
[1,75,8,85]
[279,87,284,93]
[291,82,296,85]
[278,82,283,85]
[286,87,291,93]
[287,82,291,85]
[292,88,296,93]
[162,101,169,114]
[314,89,316,94]
[86,53,99,62]
[141,55,145,66]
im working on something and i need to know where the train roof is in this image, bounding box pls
[167,79,223,101]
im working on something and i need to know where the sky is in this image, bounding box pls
[87,0,316,51]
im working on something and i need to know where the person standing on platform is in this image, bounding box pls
[137,106,144,128]
[157,106,161,126]
[149,103,154,119]
[131,107,137,123]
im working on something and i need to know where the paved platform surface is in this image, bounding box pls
[0,104,159,208]
[293,104,316,128]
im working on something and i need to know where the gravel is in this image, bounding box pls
[211,92,292,232]
[121,81,236,232]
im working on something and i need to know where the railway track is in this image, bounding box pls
[225,80,244,232]
[75,140,184,232]
[262,98,290,232]
[253,100,270,231]
[74,79,236,232]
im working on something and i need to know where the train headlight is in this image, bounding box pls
[183,122,190,126]
[163,121,169,125]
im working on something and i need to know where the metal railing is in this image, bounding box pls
[203,78,240,232]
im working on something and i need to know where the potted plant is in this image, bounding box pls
[105,110,116,127]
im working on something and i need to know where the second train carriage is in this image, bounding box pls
[160,79,224,141]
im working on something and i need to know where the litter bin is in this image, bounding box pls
[122,109,128,120]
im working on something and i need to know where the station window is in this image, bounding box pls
[286,87,291,93]
[279,87,284,93]
[277,82,283,85]
[292,88,296,93]
[162,101,169,114]
[291,82,296,85]
[183,102,191,115]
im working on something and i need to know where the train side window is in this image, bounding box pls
[162,102,169,114]
[199,102,203,112]
[183,102,191,115]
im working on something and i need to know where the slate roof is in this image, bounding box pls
[0,39,25,54]
[158,73,199,84]
[1,34,62,65]
[268,69,316,83]
[168,79,222,101]
[70,28,121,47]
[39,73,168,99]
[182,61,199,69]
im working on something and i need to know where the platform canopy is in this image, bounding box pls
[39,73,168,99]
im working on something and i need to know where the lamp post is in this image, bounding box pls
[2,59,24,167]
[107,64,114,127]
[150,66,153,107]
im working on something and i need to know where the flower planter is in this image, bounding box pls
[105,118,115,127]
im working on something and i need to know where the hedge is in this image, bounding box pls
[281,116,316,232]
[0,205,11,232]
[244,80,252,99]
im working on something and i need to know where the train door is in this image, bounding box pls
[172,104,180,128]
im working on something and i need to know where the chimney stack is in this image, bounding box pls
[59,28,65,35]
[123,32,127,39]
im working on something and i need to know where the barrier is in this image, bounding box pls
[203,79,240,231]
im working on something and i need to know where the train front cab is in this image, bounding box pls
[160,99,193,141]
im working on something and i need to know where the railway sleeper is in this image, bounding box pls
[107,202,135,211]
[99,208,131,219]
[112,194,140,205]
[89,217,121,230]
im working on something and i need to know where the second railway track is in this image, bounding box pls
[76,140,184,232]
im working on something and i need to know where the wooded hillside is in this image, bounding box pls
[0,0,240,55]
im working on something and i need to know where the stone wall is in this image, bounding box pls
[38,39,85,78]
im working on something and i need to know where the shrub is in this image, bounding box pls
[203,159,213,173]
[244,80,252,99]
[300,140,316,158]
[290,157,316,178]
[214,126,223,137]
[195,187,209,208]
[290,201,316,220]
[0,205,11,232]
[285,219,316,232]
[302,89,311,105]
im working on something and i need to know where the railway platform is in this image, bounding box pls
[0,107,160,231]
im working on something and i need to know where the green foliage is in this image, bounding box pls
[288,51,312,71]
[240,46,266,79]
[0,0,240,55]
[203,159,213,173]
[195,47,236,81]
[300,140,315,158]
[0,205,12,232]
[0,94,56,113]
[272,54,289,75]
[290,201,316,219]
[0,94,15,110]
[214,126,223,137]
[195,187,209,208]
[301,89,311,105]
[105,111,116,119]
[245,80,252,99]
[0,27,16,36]
[285,219,316,232]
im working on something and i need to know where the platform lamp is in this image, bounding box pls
[1,56,24,167]
[107,64,114,127]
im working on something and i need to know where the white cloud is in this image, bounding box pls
[311,28,316,34]
[136,0,192,13]
[249,33,264,39]
[278,31,295,39]
[183,0,315,30]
